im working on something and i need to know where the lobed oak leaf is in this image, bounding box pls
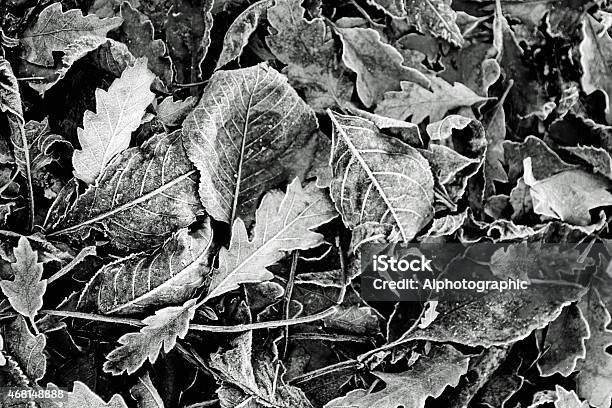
[103,298,197,375]
[554,386,589,408]
[0,237,47,322]
[182,63,318,225]
[328,111,434,242]
[325,345,469,408]
[205,178,337,301]
[64,381,128,408]
[20,2,123,66]
[376,76,489,124]
[72,58,155,184]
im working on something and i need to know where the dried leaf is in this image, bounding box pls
[580,14,612,124]
[328,111,434,242]
[266,0,353,110]
[182,63,317,225]
[156,96,197,127]
[336,27,430,108]
[0,237,47,322]
[417,300,439,329]
[130,372,165,408]
[555,386,589,408]
[2,316,46,382]
[78,220,214,314]
[216,0,271,69]
[376,76,489,124]
[72,58,155,184]
[119,2,173,85]
[47,132,204,253]
[538,304,590,377]
[325,345,469,408]
[103,298,197,375]
[562,145,612,180]
[575,289,612,408]
[206,178,336,300]
[65,381,128,408]
[523,157,612,226]
[20,2,123,66]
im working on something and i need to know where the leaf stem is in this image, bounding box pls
[281,250,299,358]
[46,246,97,284]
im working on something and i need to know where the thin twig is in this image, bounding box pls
[288,359,360,385]
[16,76,46,81]
[172,80,209,88]
[40,309,143,326]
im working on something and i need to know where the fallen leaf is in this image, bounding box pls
[554,385,589,408]
[336,27,430,108]
[103,298,197,375]
[47,132,204,253]
[20,2,122,66]
[0,236,47,322]
[206,179,336,300]
[72,58,155,184]
[325,345,469,408]
[376,76,489,124]
[130,372,165,408]
[156,95,197,127]
[328,111,434,242]
[65,381,128,408]
[182,63,317,225]
[2,316,46,382]
[78,220,214,314]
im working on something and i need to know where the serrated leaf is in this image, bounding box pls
[420,210,468,241]
[538,303,590,377]
[78,220,213,314]
[119,2,173,85]
[376,76,489,124]
[206,178,336,301]
[2,316,46,382]
[103,298,197,375]
[216,0,271,70]
[47,132,204,254]
[266,0,353,111]
[130,372,165,408]
[336,27,430,108]
[523,157,612,226]
[325,345,469,408]
[20,2,123,66]
[65,381,128,408]
[182,63,317,225]
[575,289,612,408]
[581,14,612,124]
[72,58,155,184]
[328,111,434,242]
[0,237,47,321]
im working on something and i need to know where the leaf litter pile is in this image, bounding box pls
[1,0,612,406]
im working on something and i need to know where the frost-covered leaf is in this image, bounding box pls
[47,132,204,253]
[20,2,123,66]
[554,386,589,408]
[266,0,353,110]
[103,298,197,375]
[562,145,612,180]
[538,304,590,377]
[65,381,128,408]
[581,14,612,124]
[420,210,468,240]
[328,111,434,242]
[2,316,46,382]
[503,136,574,183]
[78,220,213,314]
[417,300,439,329]
[217,0,271,69]
[156,96,197,128]
[336,27,430,108]
[119,2,173,85]
[182,63,317,225]
[72,58,155,184]
[0,237,47,322]
[323,305,380,335]
[325,345,469,408]
[130,372,165,408]
[575,289,612,408]
[376,76,489,124]
[523,157,612,226]
[206,178,336,300]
